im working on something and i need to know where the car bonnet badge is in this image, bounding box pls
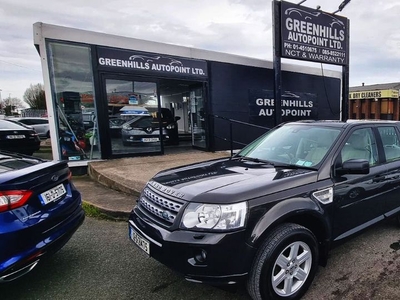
[162,211,170,220]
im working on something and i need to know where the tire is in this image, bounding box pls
[247,223,319,300]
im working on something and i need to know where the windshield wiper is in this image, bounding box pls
[235,155,317,170]
[235,156,275,165]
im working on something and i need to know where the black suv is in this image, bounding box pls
[128,120,400,300]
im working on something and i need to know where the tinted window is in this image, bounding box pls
[18,119,33,125]
[32,119,48,125]
[377,126,400,162]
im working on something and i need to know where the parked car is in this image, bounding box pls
[148,107,181,145]
[13,117,50,139]
[121,116,170,146]
[109,117,126,138]
[0,119,41,156]
[119,107,180,145]
[128,120,400,300]
[0,151,85,282]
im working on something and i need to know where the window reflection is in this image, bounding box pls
[105,79,162,155]
[47,42,99,160]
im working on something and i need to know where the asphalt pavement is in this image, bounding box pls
[72,149,230,219]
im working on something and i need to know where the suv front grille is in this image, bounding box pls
[138,187,184,226]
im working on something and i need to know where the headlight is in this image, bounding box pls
[180,202,247,231]
[122,124,132,130]
[166,124,175,130]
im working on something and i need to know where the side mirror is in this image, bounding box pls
[175,116,181,121]
[338,159,370,175]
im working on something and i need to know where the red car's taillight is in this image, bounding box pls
[0,190,33,212]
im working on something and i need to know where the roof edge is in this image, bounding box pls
[33,22,341,79]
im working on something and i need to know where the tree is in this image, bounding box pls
[1,96,25,116]
[23,83,46,109]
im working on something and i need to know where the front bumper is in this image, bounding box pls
[129,209,256,285]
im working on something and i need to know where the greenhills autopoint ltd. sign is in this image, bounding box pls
[280,1,349,66]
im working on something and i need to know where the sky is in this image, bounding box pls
[1,0,399,103]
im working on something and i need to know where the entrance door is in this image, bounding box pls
[189,84,206,149]
[102,77,163,156]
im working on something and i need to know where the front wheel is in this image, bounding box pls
[247,223,319,300]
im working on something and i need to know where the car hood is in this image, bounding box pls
[150,158,318,204]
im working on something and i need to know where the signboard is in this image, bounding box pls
[349,89,400,99]
[97,47,208,79]
[280,1,349,66]
[249,90,318,125]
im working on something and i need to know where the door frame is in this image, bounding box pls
[96,73,163,159]
[190,82,208,150]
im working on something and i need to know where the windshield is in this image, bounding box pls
[238,124,341,167]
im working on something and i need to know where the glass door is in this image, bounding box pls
[103,78,162,156]
[189,85,206,148]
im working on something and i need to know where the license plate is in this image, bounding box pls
[68,156,81,161]
[142,137,159,142]
[129,226,150,255]
[39,183,67,205]
[6,135,25,139]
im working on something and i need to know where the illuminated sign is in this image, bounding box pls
[349,89,399,99]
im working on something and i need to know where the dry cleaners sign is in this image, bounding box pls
[280,1,349,66]
[249,90,318,121]
[97,47,208,79]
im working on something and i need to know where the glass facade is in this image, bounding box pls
[45,40,207,161]
[189,86,206,148]
[105,79,162,155]
[47,42,100,161]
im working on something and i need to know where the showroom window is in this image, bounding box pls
[47,42,99,161]
[105,79,160,155]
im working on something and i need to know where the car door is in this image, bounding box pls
[331,127,387,241]
[375,125,400,217]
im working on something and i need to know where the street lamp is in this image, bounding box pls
[333,0,351,14]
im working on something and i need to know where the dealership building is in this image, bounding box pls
[349,82,400,120]
[33,22,342,165]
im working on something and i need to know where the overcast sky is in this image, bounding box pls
[1,0,399,102]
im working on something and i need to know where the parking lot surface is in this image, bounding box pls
[1,216,399,300]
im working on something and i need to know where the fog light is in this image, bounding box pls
[194,249,207,263]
